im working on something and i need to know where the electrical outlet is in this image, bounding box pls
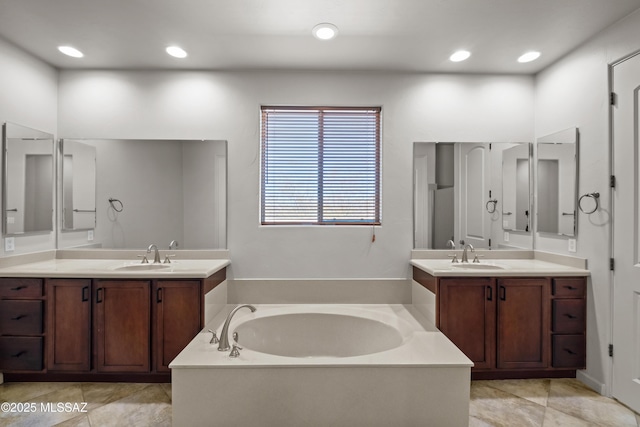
[503,232,510,242]
[5,237,15,252]
[503,220,508,228]
[568,239,577,253]
[88,230,94,241]
[7,217,14,224]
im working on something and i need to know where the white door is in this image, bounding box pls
[457,143,492,249]
[612,51,640,412]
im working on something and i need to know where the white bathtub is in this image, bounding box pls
[171,304,472,426]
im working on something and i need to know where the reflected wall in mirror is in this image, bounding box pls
[3,122,54,235]
[61,139,97,230]
[502,143,531,232]
[413,141,533,250]
[59,139,227,250]
[536,128,578,237]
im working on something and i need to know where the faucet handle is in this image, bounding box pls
[207,329,219,344]
[448,254,459,263]
[137,255,149,264]
[473,254,484,263]
[163,254,175,264]
[229,332,242,357]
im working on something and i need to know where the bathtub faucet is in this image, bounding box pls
[218,304,256,351]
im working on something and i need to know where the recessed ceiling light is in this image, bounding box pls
[449,50,471,62]
[58,46,84,58]
[166,46,188,59]
[312,23,339,41]
[518,51,541,63]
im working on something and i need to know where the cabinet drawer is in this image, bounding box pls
[0,300,43,335]
[0,337,44,371]
[552,335,585,368]
[0,278,43,298]
[553,278,586,298]
[552,299,585,334]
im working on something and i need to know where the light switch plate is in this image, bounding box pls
[503,232,510,242]
[568,239,577,253]
[5,237,15,252]
[88,230,94,241]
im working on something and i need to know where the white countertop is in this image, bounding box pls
[411,258,589,277]
[0,257,230,279]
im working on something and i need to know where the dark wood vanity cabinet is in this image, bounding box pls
[153,280,201,372]
[414,268,586,379]
[439,278,495,370]
[1,268,226,381]
[47,279,91,372]
[0,279,45,372]
[496,278,549,370]
[95,280,151,372]
[551,278,586,369]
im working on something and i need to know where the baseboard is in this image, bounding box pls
[576,370,606,395]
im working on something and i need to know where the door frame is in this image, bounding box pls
[608,48,640,399]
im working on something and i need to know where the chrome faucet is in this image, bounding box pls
[461,244,474,263]
[218,304,256,352]
[169,240,179,250]
[147,244,161,264]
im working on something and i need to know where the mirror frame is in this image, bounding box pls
[535,127,579,237]
[3,122,55,236]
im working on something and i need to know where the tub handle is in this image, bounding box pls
[229,332,242,358]
[207,329,219,345]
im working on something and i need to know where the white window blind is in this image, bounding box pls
[261,106,381,225]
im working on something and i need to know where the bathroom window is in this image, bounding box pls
[260,106,381,225]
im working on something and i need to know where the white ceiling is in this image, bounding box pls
[0,0,639,74]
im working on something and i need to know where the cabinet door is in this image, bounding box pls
[496,278,549,369]
[95,280,150,372]
[153,281,201,372]
[47,279,91,371]
[439,278,495,369]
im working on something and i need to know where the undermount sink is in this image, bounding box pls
[114,263,171,271]
[451,263,505,270]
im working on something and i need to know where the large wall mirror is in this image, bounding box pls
[3,122,55,235]
[413,142,532,250]
[61,139,97,231]
[58,139,227,250]
[536,128,578,237]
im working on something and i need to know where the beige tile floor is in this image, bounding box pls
[0,378,638,426]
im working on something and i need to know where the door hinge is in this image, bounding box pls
[609,344,614,357]
[610,175,616,189]
[610,258,615,271]
[610,92,617,106]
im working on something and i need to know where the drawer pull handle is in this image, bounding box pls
[12,351,26,358]
[487,286,493,301]
[564,313,577,319]
[564,286,577,290]
[11,315,26,321]
[564,348,577,355]
[10,286,26,291]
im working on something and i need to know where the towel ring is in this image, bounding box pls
[108,198,124,212]
[578,192,599,214]
[485,199,498,214]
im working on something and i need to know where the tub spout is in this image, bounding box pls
[218,304,256,351]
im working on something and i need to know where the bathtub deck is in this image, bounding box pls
[171,304,472,427]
